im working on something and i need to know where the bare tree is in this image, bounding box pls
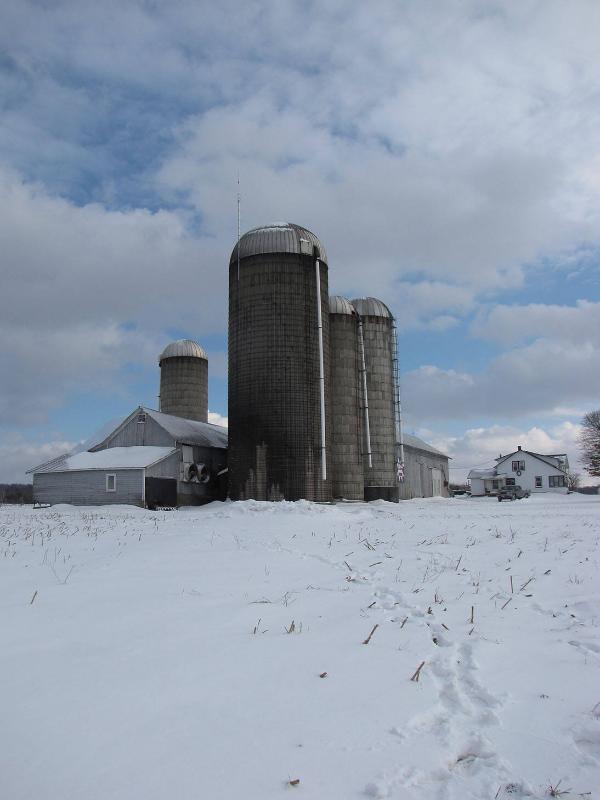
[567,472,581,491]
[579,410,600,477]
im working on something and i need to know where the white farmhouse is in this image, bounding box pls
[468,445,569,496]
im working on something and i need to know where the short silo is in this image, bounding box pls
[329,296,364,500]
[159,339,208,422]
[228,223,331,501]
[350,297,399,501]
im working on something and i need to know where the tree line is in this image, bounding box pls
[0,484,34,504]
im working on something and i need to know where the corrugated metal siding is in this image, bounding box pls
[33,469,144,506]
[99,414,175,449]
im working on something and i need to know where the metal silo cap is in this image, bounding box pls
[159,339,208,364]
[230,222,327,264]
[350,297,394,319]
[329,296,356,315]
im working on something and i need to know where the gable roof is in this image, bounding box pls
[403,433,449,459]
[496,449,567,472]
[91,406,228,450]
[28,446,176,474]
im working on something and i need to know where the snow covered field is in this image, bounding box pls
[2,494,599,799]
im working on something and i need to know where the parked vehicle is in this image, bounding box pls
[497,485,530,501]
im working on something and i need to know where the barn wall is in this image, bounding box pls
[191,446,227,474]
[33,469,144,506]
[399,446,449,500]
[146,451,181,478]
[99,414,174,449]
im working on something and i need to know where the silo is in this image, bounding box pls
[159,339,208,422]
[350,298,399,502]
[228,222,331,501]
[328,296,364,500]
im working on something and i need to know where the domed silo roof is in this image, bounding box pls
[230,222,327,264]
[159,339,208,364]
[350,297,393,319]
[329,295,356,315]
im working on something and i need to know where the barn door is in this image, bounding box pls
[431,468,443,496]
[145,477,177,508]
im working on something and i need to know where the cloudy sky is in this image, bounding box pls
[1,0,600,484]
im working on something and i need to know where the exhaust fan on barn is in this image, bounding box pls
[181,462,210,484]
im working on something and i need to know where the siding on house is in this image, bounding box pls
[33,469,144,506]
[468,450,569,495]
[495,451,568,494]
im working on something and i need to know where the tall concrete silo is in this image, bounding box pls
[228,223,331,501]
[159,339,208,422]
[350,297,399,501]
[329,296,364,500]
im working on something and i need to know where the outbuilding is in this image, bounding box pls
[29,446,178,507]
[399,433,450,499]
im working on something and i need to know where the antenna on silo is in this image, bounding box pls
[237,171,241,282]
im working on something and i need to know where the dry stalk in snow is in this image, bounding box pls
[362,624,379,645]
[410,661,425,682]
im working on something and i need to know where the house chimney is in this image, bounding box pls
[517,445,522,450]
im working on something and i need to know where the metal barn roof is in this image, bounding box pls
[159,339,208,363]
[230,222,327,264]
[403,433,449,458]
[30,446,176,474]
[351,297,393,319]
[143,408,228,448]
[329,295,356,315]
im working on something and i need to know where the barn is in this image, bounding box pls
[399,433,450,500]
[29,406,228,507]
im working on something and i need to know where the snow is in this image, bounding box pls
[32,446,176,472]
[1,494,599,799]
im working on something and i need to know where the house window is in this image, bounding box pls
[492,480,499,489]
[506,478,515,486]
[137,412,146,424]
[549,475,566,488]
[535,476,542,488]
[106,474,117,492]
[512,460,525,472]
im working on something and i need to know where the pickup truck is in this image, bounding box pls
[497,485,530,501]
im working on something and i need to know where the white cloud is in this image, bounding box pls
[472,300,600,345]
[0,434,76,484]
[0,168,227,425]
[1,1,600,478]
[404,300,600,423]
[208,411,228,428]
